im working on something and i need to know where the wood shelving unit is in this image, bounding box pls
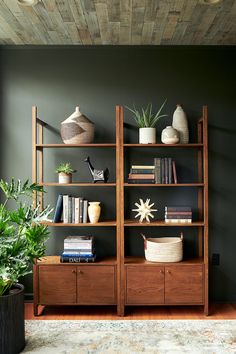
[32,105,208,317]
[32,106,121,316]
[117,105,209,316]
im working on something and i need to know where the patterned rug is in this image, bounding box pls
[23,320,236,353]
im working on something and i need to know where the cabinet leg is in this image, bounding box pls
[34,303,39,317]
[204,303,209,316]
[117,304,125,317]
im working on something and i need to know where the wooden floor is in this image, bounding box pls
[25,303,236,320]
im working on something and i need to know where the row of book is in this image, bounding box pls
[60,236,96,263]
[165,206,192,223]
[128,158,177,184]
[53,195,88,223]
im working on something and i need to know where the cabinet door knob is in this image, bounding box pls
[78,270,83,274]
[166,270,170,274]
[159,270,164,274]
[72,270,76,274]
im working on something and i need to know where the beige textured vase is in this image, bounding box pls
[88,202,101,224]
[61,106,94,144]
[58,173,72,184]
[172,105,189,144]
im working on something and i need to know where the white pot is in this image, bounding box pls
[58,173,72,184]
[88,202,101,224]
[161,126,179,144]
[139,127,156,144]
[172,105,189,144]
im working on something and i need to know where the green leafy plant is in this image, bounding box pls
[126,100,168,128]
[55,162,76,174]
[0,178,52,296]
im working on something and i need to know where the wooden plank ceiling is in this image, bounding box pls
[0,0,235,45]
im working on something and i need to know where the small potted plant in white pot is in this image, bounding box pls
[55,162,76,184]
[126,100,167,144]
[0,178,52,354]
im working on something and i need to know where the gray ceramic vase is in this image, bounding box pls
[61,106,94,144]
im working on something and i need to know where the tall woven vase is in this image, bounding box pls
[172,105,189,144]
[61,106,94,144]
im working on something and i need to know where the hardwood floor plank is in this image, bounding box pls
[25,303,236,320]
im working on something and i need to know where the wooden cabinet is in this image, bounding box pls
[39,265,77,305]
[126,266,164,304]
[165,265,203,304]
[77,266,116,304]
[34,259,116,314]
[126,264,203,305]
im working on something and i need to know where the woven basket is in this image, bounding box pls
[142,233,183,263]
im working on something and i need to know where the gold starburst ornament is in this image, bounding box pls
[132,198,157,223]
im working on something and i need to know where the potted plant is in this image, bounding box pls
[126,100,167,144]
[0,178,52,354]
[55,162,76,184]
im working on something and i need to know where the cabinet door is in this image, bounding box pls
[126,266,164,305]
[39,266,76,304]
[165,265,203,304]
[77,266,116,304]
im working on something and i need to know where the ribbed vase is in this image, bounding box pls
[172,105,189,144]
[61,106,94,144]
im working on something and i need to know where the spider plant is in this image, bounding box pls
[126,100,167,128]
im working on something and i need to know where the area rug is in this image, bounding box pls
[23,320,236,353]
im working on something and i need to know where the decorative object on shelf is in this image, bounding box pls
[126,101,167,144]
[88,202,101,224]
[141,233,183,262]
[172,104,189,143]
[132,198,157,223]
[0,178,52,354]
[55,162,76,184]
[84,156,109,183]
[161,126,179,144]
[61,106,94,144]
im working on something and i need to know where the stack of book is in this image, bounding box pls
[128,165,155,184]
[53,194,88,223]
[165,206,192,223]
[154,157,177,184]
[60,236,96,263]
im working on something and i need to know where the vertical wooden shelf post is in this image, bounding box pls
[203,105,209,315]
[32,106,37,208]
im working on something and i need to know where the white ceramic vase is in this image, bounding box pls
[139,127,156,144]
[161,126,179,144]
[88,202,101,224]
[58,173,72,184]
[172,105,189,144]
[61,106,94,144]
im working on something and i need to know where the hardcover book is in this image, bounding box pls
[53,194,63,223]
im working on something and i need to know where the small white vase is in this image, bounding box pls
[139,127,156,144]
[58,173,72,184]
[172,105,189,144]
[161,126,179,144]
[88,202,101,224]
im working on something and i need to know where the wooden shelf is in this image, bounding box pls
[124,256,204,265]
[37,256,117,265]
[123,143,203,148]
[124,183,204,187]
[39,182,116,187]
[41,221,117,227]
[124,220,205,227]
[36,143,116,148]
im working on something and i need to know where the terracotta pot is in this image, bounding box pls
[88,202,101,224]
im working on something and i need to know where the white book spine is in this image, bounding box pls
[63,195,69,223]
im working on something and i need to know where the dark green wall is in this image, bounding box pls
[0,45,236,301]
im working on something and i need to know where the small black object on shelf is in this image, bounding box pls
[84,156,109,183]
